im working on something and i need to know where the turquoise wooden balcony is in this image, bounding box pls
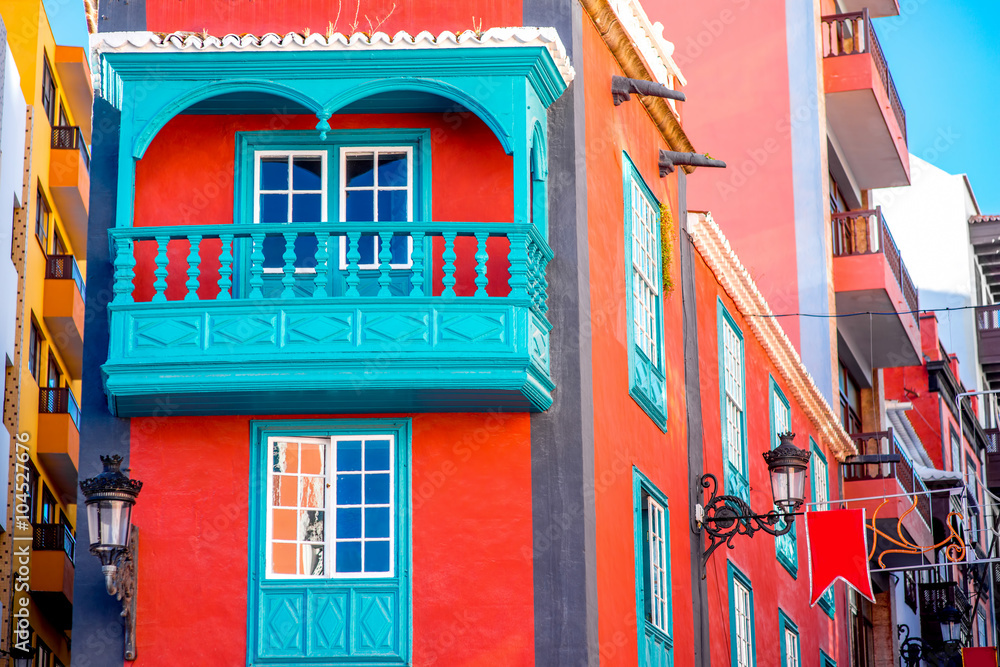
[103,222,552,417]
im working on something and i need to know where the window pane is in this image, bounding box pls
[336,542,362,573]
[292,157,322,190]
[273,475,297,506]
[299,509,324,542]
[345,190,374,222]
[365,440,391,471]
[390,236,410,265]
[272,542,297,575]
[260,158,288,190]
[260,194,288,223]
[302,544,324,576]
[378,190,408,222]
[336,508,362,538]
[345,154,375,187]
[358,235,378,266]
[365,507,390,538]
[338,440,363,471]
[365,473,391,504]
[262,236,284,268]
[272,509,297,540]
[300,441,324,475]
[365,540,390,573]
[300,476,325,508]
[337,474,362,504]
[378,153,408,187]
[292,193,322,222]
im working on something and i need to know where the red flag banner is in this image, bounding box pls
[963,647,998,667]
[805,509,874,606]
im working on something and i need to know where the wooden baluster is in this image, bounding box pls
[507,232,528,299]
[377,232,394,297]
[314,232,329,298]
[345,231,361,297]
[152,235,169,303]
[441,232,458,298]
[217,233,233,300]
[409,232,425,297]
[281,232,297,298]
[112,236,136,305]
[184,234,202,301]
[249,233,265,299]
[474,232,489,297]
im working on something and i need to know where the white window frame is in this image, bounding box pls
[253,150,328,275]
[629,178,661,365]
[783,627,799,667]
[733,577,753,667]
[265,433,396,580]
[814,454,829,512]
[338,146,414,270]
[646,495,669,634]
[723,321,745,475]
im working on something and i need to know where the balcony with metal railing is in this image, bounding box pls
[30,522,75,630]
[43,253,85,377]
[103,222,553,417]
[831,207,921,368]
[49,125,90,254]
[820,10,909,189]
[36,388,80,505]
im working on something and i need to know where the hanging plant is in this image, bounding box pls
[660,202,675,295]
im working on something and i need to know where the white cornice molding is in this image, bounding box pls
[689,211,856,462]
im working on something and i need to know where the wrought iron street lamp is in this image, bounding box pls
[938,603,962,643]
[0,646,35,667]
[79,455,142,660]
[696,433,811,565]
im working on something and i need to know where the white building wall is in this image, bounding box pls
[873,155,982,392]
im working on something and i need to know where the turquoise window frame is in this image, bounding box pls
[778,611,800,667]
[769,376,797,577]
[248,418,412,664]
[623,152,667,431]
[809,438,835,616]
[820,649,836,667]
[719,300,748,502]
[633,468,673,667]
[233,129,433,298]
[728,561,756,667]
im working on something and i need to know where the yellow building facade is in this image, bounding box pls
[0,1,92,664]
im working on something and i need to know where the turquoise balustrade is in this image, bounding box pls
[103,222,553,417]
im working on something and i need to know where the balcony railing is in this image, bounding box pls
[32,523,75,562]
[50,125,90,172]
[820,9,906,141]
[843,429,931,528]
[104,221,553,415]
[38,387,81,430]
[45,253,86,301]
[832,207,918,313]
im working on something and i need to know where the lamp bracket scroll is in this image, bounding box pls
[696,473,793,563]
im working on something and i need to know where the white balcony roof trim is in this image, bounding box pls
[90,27,574,96]
[607,0,686,88]
[689,211,857,462]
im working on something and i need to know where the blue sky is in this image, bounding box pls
[41,1,999,212]
[876,4,1000,213]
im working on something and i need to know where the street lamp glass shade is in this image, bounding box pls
[762,433,811,513]
[86,499,133,550]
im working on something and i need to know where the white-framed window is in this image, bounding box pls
[720,305,747,499]
[782,626,799,667]
[812,444,830,512]
[339,146,413,269]
[732,574,754,667]
[266,434,395,579]
[646,495,669,634]
[629,179,660,363]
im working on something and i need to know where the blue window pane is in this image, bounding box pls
[337,441,363,471]
[345,190,374,222]
[377,190,408,222]
[260,194,287,223]
[358,235,377,266]
[365,473,390,504]
[365,440,391,471]
[365,507,390,538]
[292,193,322,222]
[345,154,374,187]
[294,235,317,269]
[365,540,390,573]
[336,542,362,573]
[390,235,409,265]
[262,236,284,268]
[337,474,362,505]
[260,158,287,190]
[378,153,408,187]
[336,508,362,538]
[292,157,322,190]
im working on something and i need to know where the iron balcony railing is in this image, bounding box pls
[820,9,907,142]
[832,207,919,314]
[32,522,75,563]
[45,253,86,301]
[843,429,931,529]
[920,581,972,639]
[50,125,90,173]
[38,387,81,430]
